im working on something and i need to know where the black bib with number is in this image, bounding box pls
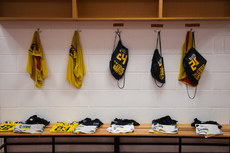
[183,47,207,86]
[110,40,129,80]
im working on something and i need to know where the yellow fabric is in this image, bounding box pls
[178,31,196,87]
[0,121,22,132]
[67,31,86,88]
[26,31,48,88]
[50,121,78,133]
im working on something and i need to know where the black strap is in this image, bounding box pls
[156,31,162,56]
[154,31,164,88]
[154,78,164,88]
[113,29,126,89]
[186,30,197,99]
[113,29,121,51]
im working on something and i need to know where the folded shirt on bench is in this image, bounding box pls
[195,124,223,138]
[107,124,135,133]
[73,124,98,134]
[50,121,79,133]
[149,116,178,134]
[13,124,45,134]
[72,118,103,134]
[107,118,139,133]
[0,121,22,132]
[191,118,223,138]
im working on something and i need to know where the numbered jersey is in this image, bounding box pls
[50,121,78,133]
[110,40,129,80]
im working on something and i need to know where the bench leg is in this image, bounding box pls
[179,137,182,153]
[114,137,120,153]
[52,137,55,153]
[4,137,7,153]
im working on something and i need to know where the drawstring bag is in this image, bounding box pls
[110,30,129,89]
[151,31,165,87]
[179,31,207,99]
[183,32,207,86]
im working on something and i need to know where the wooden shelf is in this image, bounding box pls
[163,0,230,18]
[0,0,73,19]
[77,0,159,19]
[0,0,229,21]
[77,17,161,21]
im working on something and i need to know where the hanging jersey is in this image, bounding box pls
[67,31,86,88]
[26,31,48,88]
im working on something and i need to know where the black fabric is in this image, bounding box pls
[151,49,165,84]
[151,31,165,85]
[152,116,177,125]
[25,115,50,126]
[110,39,129,80]
[111,118,140,126]
[79,118,103,127]
[183,32,207,86]
[191,118,222,129]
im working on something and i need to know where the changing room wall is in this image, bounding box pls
[0,20,230,125]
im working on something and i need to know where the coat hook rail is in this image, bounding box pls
[185,23,200,28]
[113,23,124,27]
[151,24,164,28]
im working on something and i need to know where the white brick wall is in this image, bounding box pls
[0,20,230,152]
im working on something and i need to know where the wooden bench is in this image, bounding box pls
[0,124,229,153]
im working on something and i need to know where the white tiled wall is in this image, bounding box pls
[0,20,230,125]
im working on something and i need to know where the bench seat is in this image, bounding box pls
[0,124,229,137]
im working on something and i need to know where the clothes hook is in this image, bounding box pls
[77,29,81,32]
[115,29,121,35]
[37,28,41,33]
[154,29,161,33]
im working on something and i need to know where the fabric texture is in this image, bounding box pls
[67,31,86,88]
[26,31,48,88]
